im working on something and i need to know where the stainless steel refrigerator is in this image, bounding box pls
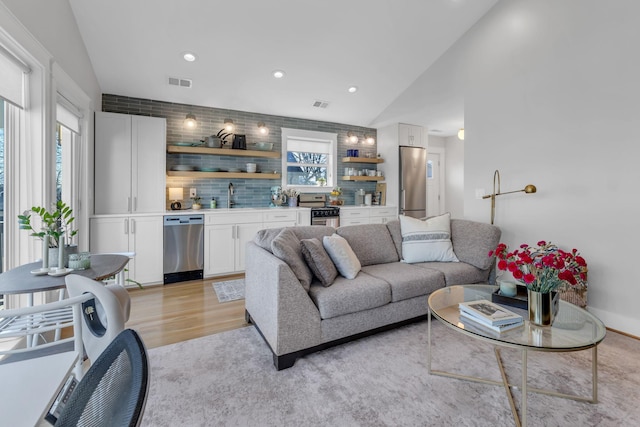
[399,146,427,218]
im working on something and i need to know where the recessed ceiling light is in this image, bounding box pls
[348,86,358,93]
[182,52,197,62]
[273,70,285,79]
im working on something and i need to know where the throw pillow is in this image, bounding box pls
[399,213,459,263]
[271,228,313,291]
[323,234,361,279]
[300,238,338,287]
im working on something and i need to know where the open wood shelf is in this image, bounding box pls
[168,171,281,179]
[167,145,281,159]
[341,157,383,164]
[340,175,385,182]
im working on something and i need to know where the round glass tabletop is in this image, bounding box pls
[428,285,606,351]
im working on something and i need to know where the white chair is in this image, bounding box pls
[65,275,129,363]
[0,293,92,378]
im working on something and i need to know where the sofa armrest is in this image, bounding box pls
[245,242,322,355]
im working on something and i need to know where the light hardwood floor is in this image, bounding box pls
[125,275,248,349]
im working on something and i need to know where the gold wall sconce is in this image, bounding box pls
[458,128,464,140]
[223,118,235,132]
[482,169,537,224]
[257,122,269,135]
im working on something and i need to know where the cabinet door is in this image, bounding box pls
[296,209,311,226]
[398,124,425,147]
[204,225,236,276]
[131,116,166,213]
[235,223,264,271]
[129,216,163,284]
[95,112,132,214]
[89,217,130,254]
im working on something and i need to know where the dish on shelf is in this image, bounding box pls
[252,142,273,151]
[171,165,196,171]
[200,167,220,172]
[228,168,242,173]
[172,142,194,146]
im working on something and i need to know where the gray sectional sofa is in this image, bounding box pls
[245,219,501,370]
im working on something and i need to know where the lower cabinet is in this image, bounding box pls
[340,208,370,226]
[89,215,163,285]
[369,207,398,224]
[340,206,398,226]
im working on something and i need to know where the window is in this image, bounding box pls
[281,128,337,192]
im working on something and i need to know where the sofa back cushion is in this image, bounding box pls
[271,228,313,291]
[336,224,399,266]
[451,219,501,270]
[386,220,403,259]
[291,226,336,241]
[253,227,284,252]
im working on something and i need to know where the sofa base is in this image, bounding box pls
[246,309,428,370]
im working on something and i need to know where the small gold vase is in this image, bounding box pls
[527,289,560,326]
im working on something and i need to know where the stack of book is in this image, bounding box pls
[458,299,524,333]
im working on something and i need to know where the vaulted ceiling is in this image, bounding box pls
[69,0,498,135]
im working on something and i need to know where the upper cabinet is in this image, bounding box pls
[398,123,425,147]
[95,112,166,214]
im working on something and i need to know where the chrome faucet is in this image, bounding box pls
[228,182,235,208]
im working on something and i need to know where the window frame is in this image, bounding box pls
[280,127,337,193]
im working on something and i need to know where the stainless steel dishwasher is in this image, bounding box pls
[163,215,204,284]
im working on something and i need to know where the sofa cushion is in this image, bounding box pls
[399,213,459,263]
[386,219,403,259]
[323,234,361,279]
[451,219,501,270]
[253,227,284,252]
[291,226,336,241]
[308,272,391,319]
[301,238,338,287]
[413,262,489,286]
[271,228,313,291]
[336,224,399,266]
[361,262,445,302]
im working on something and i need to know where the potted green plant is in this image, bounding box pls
[191,196,202,210]
[18,200,78,267]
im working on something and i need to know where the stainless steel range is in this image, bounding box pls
[298,194,340,226]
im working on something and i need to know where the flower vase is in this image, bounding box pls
[527,289,560,326]
[287,197,297,207]
[48,245,78,268]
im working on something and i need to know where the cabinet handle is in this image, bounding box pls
[130,218,135,234]
[124,219,129,235]
[133,197,137,212]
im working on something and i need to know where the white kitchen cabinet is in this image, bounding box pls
[340,207,370,226]
[95,112,166,214]
[369,206,398,224]
[296,209,311,226]
[89,215,163,285]
[398,123,425,147]
[204,212,263,276]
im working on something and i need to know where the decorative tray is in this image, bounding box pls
[491,285,528,310]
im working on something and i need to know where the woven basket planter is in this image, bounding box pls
[557,283,587,308]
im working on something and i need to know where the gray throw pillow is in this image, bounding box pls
[301,238,338,287]
[271,228,312,291]
[323,234,361,279]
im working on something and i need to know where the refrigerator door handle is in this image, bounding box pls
[401,189,406,211]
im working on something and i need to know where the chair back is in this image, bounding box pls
[54,329,149,427]
[65,275,128,363]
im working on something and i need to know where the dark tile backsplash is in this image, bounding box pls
[102,94,379,208]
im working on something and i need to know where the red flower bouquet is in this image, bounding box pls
[489,241,588,293]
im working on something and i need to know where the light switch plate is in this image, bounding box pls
[190,188,197,197]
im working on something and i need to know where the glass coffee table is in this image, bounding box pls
[428,285,606,427]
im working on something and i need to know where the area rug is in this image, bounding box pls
[141,321,640,427]
[212,279,245,303]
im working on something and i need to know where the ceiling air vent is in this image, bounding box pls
[168,77,192,88]
[312,100,329,109]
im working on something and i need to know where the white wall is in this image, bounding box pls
[2,0,101,104]
[442,0,640,335]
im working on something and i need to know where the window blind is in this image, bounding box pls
[0,44,29,109]
[56,94,82,134]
